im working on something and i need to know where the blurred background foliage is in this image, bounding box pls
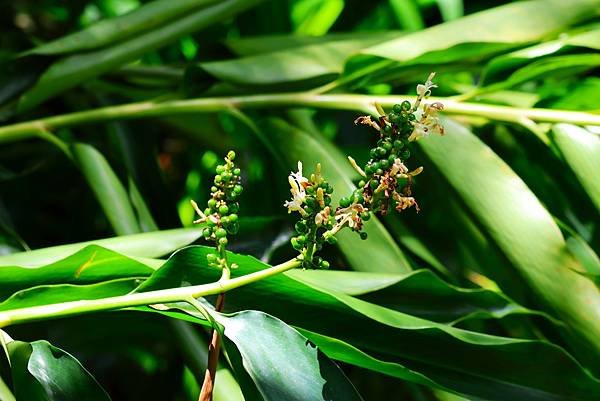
[0,0,599,400]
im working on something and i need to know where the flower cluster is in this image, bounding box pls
[285,73,444,268]
[285,162,333,269]
[191,150,242,269]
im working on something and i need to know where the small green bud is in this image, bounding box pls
[218,237,228,246]
[216,165,225,174]
[233,184,243,195]
[295,220,308,233]
[291,237,303,251]
[207,253,217,263]
[214,175,222,183]
[215,228,227,238]
[393,140,404,149]
[401,149,411,160]
[207,199,217,209]
[360,211,371,221]
[219,204,229,215]
[233,168,241,176]
[227,150,236,160]
[358,180,365,188]
[319,260,330,269]
[203,228,212,238]
[229,213,238,223]
[296,235,306,245]
[376,168,384,175]
[339,197,352,208]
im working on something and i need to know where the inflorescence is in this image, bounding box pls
[285,73,444,269]
[191,150,242,270]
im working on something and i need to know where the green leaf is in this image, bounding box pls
[0,245,153,301]
[17,0,265,111]
[0,278,141,312]
[22,0,220,56]
[389,0,424,31]
[217,311,363,401]
[479,54,600,94]
[71,142,140,236]
[481,26,600,84]
[199,33,400,87]
[259,117,412,273]
[435,0,463,21]
[0,228,203,267]
[225,31,402,56]
[128,177,159,232]
[6,340,111,401]
[552,124,600,214]
[291,0,344,36]
[343,0,599,86]
[140,246,600,401]
[418,118,600,357]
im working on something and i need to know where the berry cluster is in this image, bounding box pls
[355,100,423,216]
[191,150,242,269]
[284,73,444,269]
[285,163,333,269]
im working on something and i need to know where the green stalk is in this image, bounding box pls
[1,94,598,144]
[0,258,300,328]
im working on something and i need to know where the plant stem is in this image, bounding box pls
[1,94,598,144]
[0,258,300,329]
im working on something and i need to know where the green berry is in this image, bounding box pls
[233,168,241,176]
[211,186,218,192]
[387,112,400,123]
[219,204,229,215]
[216,165,225,174]
[227,150,236,160]
[319,260,330,269]
[370,180,379,189]
[227,222,239,235]
[214,175,222,183]
[369,148,378,158]
[222,172,232,182]
[376,147,387,157]
[358,180,365,188]
[229,203,239,213]
[221,216,230,225]
[365,165,374,175]
[393,140,404,149]
[401,149,411,159]
[218,237,228,246]
[296,235,306,245]
[408,113,416,121]
[207,199,217,209]
[360,232,368,240]
[401,100,411,111]
[379,159,389,169]
[339,197,352,208]
[360,211,371,221]
[233,184,243,195]
[229,213,238,223]
[207,253,217,263]
[388,154,397,163]
[382,141,393,151]
[203,228,212,238]
[291,238,303,251]
[376,168,384,175]
[392,104,403,114]
[295,221,308,233]
[325,235,337,244]
[215,228,227,238]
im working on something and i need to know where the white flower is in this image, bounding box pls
[284,161,309,214]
